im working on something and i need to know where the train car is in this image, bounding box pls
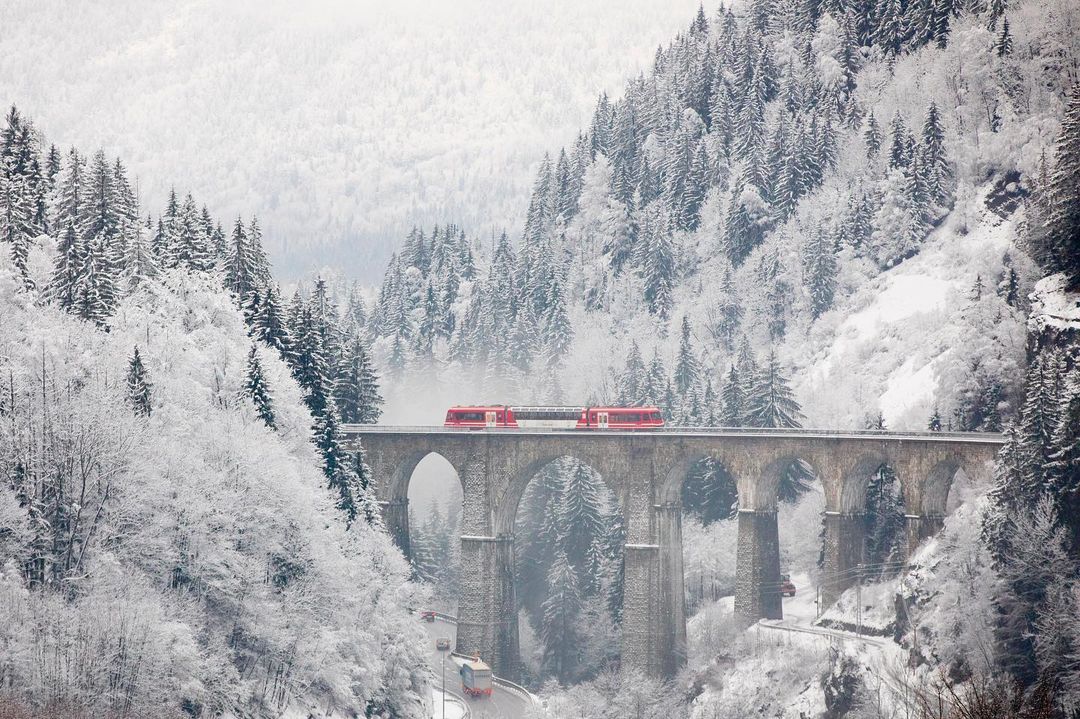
[460,658,493,697]
[443,406,665,430]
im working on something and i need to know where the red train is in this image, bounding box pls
[443,406,665,430]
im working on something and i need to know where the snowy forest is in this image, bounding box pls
[1,0,1079,714]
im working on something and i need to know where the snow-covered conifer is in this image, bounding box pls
[244,344,275,429]
[864,112,883,159]
[126,345,152,417]
[745,351,803,428]
[674,315,701,395]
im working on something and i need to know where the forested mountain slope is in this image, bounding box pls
[364,0,1076,437]
[0,110,425,716]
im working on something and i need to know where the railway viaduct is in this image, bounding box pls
[341,426,1002,680]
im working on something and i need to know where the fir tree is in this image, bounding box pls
[920,101,951,205]
[1046,369,1080,550]
[745,351,803,428]
[864,112,883,159]
[559,462,608,594]
[1045,84,1080,286]
[888,113,911,169]
[863,461,906,574]
[51,222,82,309]
[244,345,275,429]
[541,550,582,683]
[720,364,746,426]
[636,205,675,319]
[616,341,647,405]
[336,335,383,424]
[249,284,291,358]
[224,216,253,302]
[803,229,838,317]
[674,316,701,395]
[126,346,152,417]
[681,458,739,523]
[542,277,573,369]
[996,16,1013,56]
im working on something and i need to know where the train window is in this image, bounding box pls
[615,412,641,423]
[456,412,485,421]
[652,412,663,421]
[514,409,580,421]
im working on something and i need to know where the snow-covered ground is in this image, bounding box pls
[799,193,1024,430]
[684,489,999,718]
[429,688,468,719]
[1029,272,1080,332]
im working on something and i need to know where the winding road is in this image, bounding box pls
[421,616,534,719]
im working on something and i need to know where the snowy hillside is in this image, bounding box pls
[0,247,428,717]
[363,0,1075,436]
[797,185,1031,429]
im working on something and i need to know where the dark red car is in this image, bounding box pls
[780,574,796,597]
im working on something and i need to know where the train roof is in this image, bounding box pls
[446,405,662,411]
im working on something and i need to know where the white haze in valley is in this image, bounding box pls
[0,0,705,280]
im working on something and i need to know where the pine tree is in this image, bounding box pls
[930,0,953,47]
[996,16,1013,56]
[53,148,86,237]
[542,277,573,369]
[874,0,905,57]
[541,550,582,683]
[510,302,539,374]
[745,351,803,428]
[224,216,253,302]
[0,166,34,286]
[173,194,214,271]
[863,461,906,573]
[560,462,607,594]
[1046,84,1080,285]
[82,150,118,247]
[723,177,766,265]
[720,364,746,425]
[1046,369,1080,551]
[249,284,291,358]
[920,101,951,205]
[336,335,383,424]
[51,222,82,309]
[291,304,331,416]
[636,205,675,319]
[244,344,275,429]
[864,112,883,159]
[803,229,838,317]
[681,458,739,523]
[124,222,159,288]
[674,316,701,395]
[888,113,911,169]
[126,346,152,417]
[616,341,646,405]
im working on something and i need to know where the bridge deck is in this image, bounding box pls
[342,425,1005,444]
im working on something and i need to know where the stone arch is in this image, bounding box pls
[835,453,892,514]
[385,449,465,503]
[494,449,624,536]
[739,450,829,512]
[922,455,967,517]
[376,449,465,560]
[656,446,747,507]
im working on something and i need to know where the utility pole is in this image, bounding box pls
[441,652,446,719]
[855,563,863,637]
